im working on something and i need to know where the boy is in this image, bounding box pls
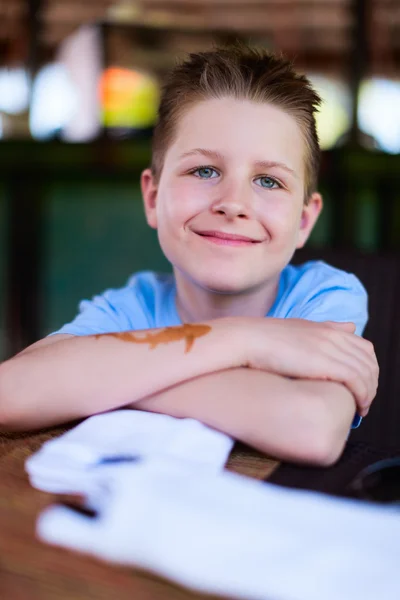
[0,44,378,465]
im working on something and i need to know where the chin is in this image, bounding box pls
[191,268,261,295]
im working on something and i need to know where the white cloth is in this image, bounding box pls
[36,456,400,600]
[26,410,234,497]
[27,410,400,600]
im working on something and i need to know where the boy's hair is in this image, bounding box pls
[151,43,322,202]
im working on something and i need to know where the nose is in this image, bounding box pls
[210,180,253,220]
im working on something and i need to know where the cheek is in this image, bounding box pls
[159,179,209,225]
[259,197,302,238]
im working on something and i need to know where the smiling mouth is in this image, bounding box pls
[194,231,262,246]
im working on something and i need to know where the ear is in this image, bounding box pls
[141,168,158,230]
[296,192,323,249]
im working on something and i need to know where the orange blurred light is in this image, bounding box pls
[98,66,159,128]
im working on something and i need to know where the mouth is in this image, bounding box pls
[193,230,262,246]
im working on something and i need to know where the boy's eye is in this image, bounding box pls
[255,176,280,189]
[191,167,219,179]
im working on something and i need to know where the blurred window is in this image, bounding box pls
[30,63,77,140]
[307,74,352,150]
[0,67,29,115]
[358,78,400,154]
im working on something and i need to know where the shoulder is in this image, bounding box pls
[50,271,175,336]
[100,270,171,293]
[85,270,176,325]
[281,260,367,299]
[78,270,163,316]
[273,260,368,336]
[124,270,175,299]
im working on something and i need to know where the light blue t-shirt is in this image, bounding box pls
[51,260,368,428]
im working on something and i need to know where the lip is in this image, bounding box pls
[194,230,261,243]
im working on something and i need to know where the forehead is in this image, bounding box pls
[165,97,305,179]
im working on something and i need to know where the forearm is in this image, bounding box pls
[0,320,244,431]
[132,368,356,466]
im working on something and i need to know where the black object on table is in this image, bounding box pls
[268,441,400,503]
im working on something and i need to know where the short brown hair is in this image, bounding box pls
[151,43,322,202]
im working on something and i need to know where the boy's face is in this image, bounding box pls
[141,97,322,294]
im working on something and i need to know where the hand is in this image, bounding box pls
[322,321,377,415]
[237,317,378,418]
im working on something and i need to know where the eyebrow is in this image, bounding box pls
[178,148,298,179]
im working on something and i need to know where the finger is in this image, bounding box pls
[324,321,356,333]
[331,340,377,410]
[344,353,378,416]
[336,334,378,377]
[37,505,101,553]
[324,325,372,355]
[341,333,376,358]
[324,353,369,411]
[343,341,379,402]
[320,325,378,384]
[331,331,378,378]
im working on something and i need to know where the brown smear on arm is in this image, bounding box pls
[94,323,212,353]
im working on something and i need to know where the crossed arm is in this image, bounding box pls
[0,316,377,466]
[131,367,356,466]
[129,318,373,466]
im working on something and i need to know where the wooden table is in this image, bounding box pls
[2,424,399,600]
[0,425,280,600]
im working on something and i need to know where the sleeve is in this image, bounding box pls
[290,269,369,337]
[47,288,135,337]
[289,264,368,429]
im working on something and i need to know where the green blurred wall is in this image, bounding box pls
[0,184,6,359]
[42,179,171,335]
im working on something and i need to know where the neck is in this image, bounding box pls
[174,270,280,324]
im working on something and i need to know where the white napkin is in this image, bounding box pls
[26,410,234,496]
[37,456,400,600]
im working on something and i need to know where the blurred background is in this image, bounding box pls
[0,0,399,361]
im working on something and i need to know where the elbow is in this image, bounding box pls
[0,360,13,430]
[286,382,354,467]
[260,406,348,468]
[0,359,27,432]
[294,408,350,467]
[305,432,347,467]
[272,428,347,468]
[251,420,347,467]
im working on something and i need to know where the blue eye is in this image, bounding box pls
[255,176,280,189]
[192,167,219,179]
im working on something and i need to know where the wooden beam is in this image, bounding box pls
[142,0,348,5]
[43,4,111,23]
